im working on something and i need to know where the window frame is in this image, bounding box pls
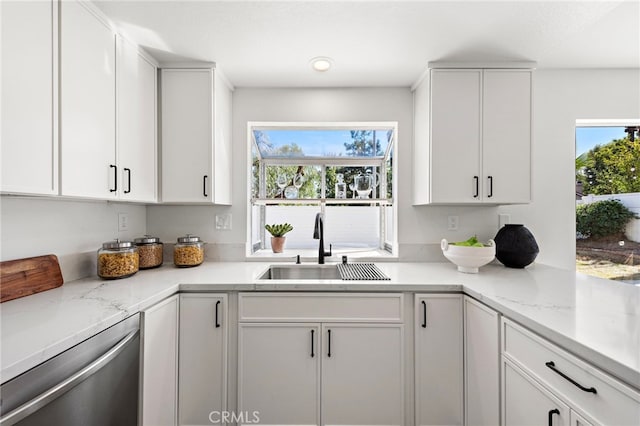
[246,121,398,258]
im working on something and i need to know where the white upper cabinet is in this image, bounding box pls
[413,67,532,205]
[429,70,482,204]
[1,0,58,195]
[160,68,232,204]
[483,70,532,204]
[117,37,157,203]
[60,0,117,199]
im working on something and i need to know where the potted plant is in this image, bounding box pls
[265,223,294,253]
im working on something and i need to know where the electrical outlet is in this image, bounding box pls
[118,213,129,232]
[216,213,232,230]
[447,215,459,231]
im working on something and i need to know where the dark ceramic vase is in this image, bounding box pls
[494,224,539,268]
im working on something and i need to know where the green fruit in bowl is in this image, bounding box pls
[450,235,487,247]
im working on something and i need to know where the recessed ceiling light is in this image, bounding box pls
[310,57,332,72]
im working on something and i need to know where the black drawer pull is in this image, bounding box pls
[327,329,331,358]
[124,168,131,194]
[548,408,559,426]
[421,300,427,328]
[487,175,493,198]
[203,175,208,197]
[473,176,479,198]
[109,165,117,192]
[215,300,221,328]
[310,329,315,358]
[545,361,597,394]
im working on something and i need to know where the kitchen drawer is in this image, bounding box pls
[502,318,640,426]
[238,293,403,323]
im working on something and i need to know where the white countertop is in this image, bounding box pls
[1,261,639,390]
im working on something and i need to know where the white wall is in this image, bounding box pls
[148,87,501,260]
[499,69,640,270]
[0,197,146,281]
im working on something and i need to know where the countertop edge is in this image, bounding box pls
[2,263,639,391]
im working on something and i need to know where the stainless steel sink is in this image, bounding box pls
[258,264,341,280]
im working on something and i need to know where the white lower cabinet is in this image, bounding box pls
[571,410,595,426]
[321,324,403,426]
[502,318,639,426]
[139,295,179,426]
[415,294,463,426]
[464,296,500,426]
[238,323,321,425]
[503,359,570,426]
[179,294,227,426]
[237,293,404,426]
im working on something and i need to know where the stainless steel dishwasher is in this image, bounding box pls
[0,314,140,426]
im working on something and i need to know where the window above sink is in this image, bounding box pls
[247,122,398,258]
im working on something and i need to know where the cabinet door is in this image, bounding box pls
[161,69,213,203]
[415,294,463,426]
[482,70,532,204]
[117,37,157,202]
[322,324,403,426]
[238,323,320,425]
[430,69,482,203]
[179,294,227,426]
[140,295,179,426]
[60,1,116,199]
[464,296,500,426]
[570,410,595,426]
[1,0,57,195]
[503,359,570,426]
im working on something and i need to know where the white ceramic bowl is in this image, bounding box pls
[441,238,496,273]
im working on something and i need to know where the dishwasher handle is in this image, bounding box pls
[0,329,139,426]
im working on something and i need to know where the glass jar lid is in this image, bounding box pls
[134,235,161,244]
[177,234,202,243]
[102,239,134,250]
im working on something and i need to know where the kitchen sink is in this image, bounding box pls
[258,264,341,280]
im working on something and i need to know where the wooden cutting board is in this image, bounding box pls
[1,255,63,303]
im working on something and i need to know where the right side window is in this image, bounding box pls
[576,124,640,284]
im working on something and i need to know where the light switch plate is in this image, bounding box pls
[216,213,232,230]
[118,213,129,231]
[447,215,459,231]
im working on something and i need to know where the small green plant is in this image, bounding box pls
[576,199,637,239]
[265,223,294,237]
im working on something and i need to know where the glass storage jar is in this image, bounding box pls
[134,235,163,269]
[174,234,205,267]
[98,239,139,279]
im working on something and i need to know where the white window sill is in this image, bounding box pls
[246,247,397,263]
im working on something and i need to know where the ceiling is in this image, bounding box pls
[94,0,640,88]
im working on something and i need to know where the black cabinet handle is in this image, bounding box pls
[124,168,131,194]
[215,300,221,328]
[203,175,208,197]
[310,330,315,358]
[109,165,117,192]
[548,408,559,426]
[487,176,493,198]
[473,176,479,198]
[545,361,597,394]
[327,329,331,357]
[421,300,427,328]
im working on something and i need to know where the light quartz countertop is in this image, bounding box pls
[1,261,639,390]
